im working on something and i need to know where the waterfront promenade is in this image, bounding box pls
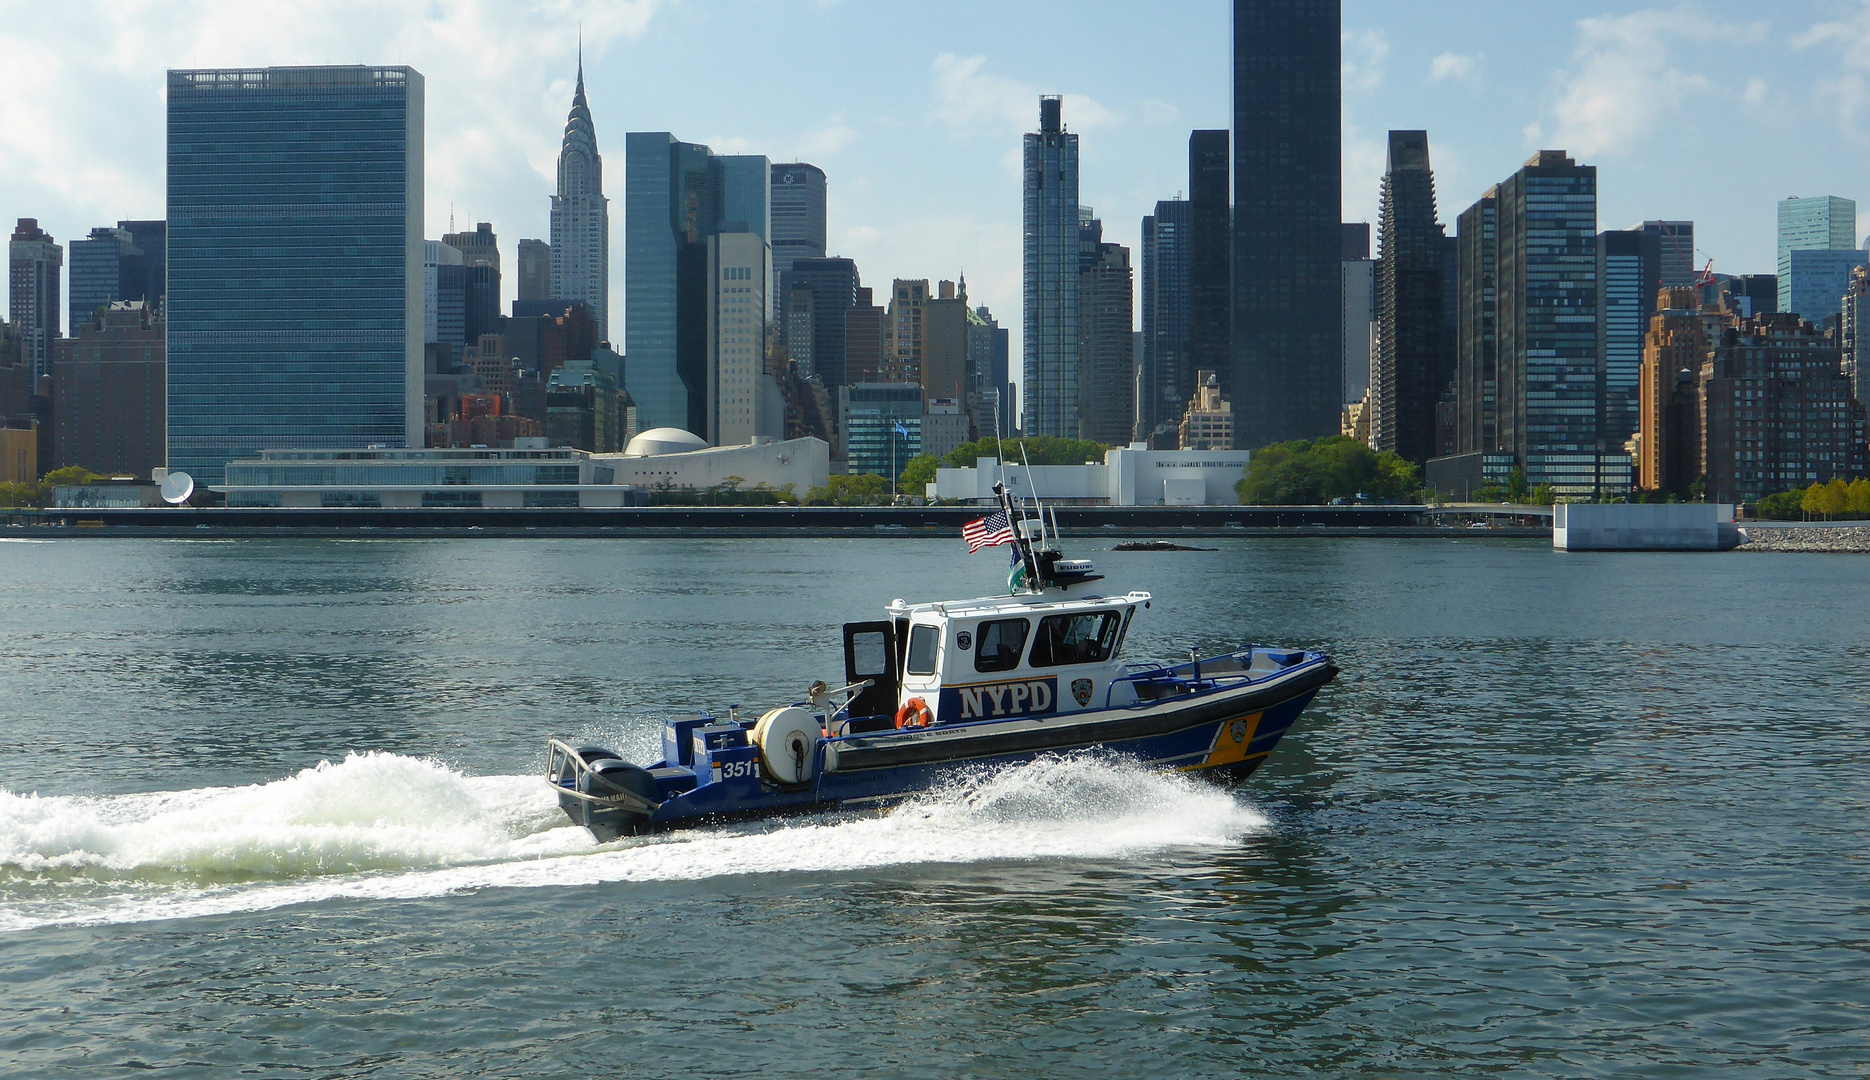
[2,503,1552,539]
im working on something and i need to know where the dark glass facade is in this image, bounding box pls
[68,227,148,334]
[1140,200,1191,441]
[1372,130,1451,466]
[1022,96,1079,438]
[1495,151,1602,496]
[1231,0,1341,448]
[1187,130,1230,400]
[1598,229,1656,453]
[166,66,422,486]
[784,257,860,389]
[624,132,770,437]
[1455,191,1498,455]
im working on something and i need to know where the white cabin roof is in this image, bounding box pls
[886,591,1151,621]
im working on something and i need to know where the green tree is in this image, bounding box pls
[1234,436,1420,505]
[1473,482,1508,503]
[1529,484,1557,507]
[940,436,1110,469]
[1809,478,1850,519]
[897,454,940,495]
[805,473,892,505]
[1755,489,1806,520]
[1504,468,1530,503]
[1847,478,1870,519]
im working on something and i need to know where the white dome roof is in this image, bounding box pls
[623,427,710,457]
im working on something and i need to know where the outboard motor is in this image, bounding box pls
[580,757,660,804]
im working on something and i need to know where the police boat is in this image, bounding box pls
[547,484,1338,840]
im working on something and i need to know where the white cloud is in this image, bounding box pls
[1796,6,1870,133]
[1537,6,1768,157]
[1744,77,1769,105]
[1429,52,1478,84]
[0,0,661,305]
[795,116,860,158]
[1341,29,1388,94]
[928,53,1119,139]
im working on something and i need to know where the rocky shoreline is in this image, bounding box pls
[1738,526,1870,553]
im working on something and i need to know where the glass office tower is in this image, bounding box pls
[167,66,423,485]
[1022,95,1079,438]
[624,132,771,438]
[1231,0,1342,447]
[1777,196,1856,315]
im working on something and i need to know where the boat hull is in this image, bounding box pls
[556,656,1336,840]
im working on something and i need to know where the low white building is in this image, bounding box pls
[214,432,832,507]
[594,429,830,496]
[932,444,1251,506]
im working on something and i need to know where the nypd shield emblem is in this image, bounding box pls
[1071,678,1094,707]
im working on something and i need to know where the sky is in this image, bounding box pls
[7,0,1870,367]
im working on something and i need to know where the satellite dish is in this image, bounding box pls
[161,471,195,505]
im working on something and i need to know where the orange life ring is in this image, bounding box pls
[894,697,933,729]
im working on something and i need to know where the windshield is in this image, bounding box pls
[1029,611,1121,667]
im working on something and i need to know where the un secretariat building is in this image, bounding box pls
[166,66,424,485]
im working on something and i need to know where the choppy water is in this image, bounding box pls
[2,536,1867,1077]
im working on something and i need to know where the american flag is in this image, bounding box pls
[962,510,1015,553]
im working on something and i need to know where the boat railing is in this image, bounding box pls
[1106,648,1318,708]
[546,739,636,806]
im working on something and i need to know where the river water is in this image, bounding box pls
[1,536,1866,1077]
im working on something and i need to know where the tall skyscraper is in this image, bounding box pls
[550,57,610,340]
[1371,131,1451,465]
[1140,198,1191,442]
[1231,0,1341,448]
[968,303,1012,435]
[167,66,423,484]
[1077,218,1134,446]
[1598,229,1662,455]
[624,132,770,436]
[844,286,885,387]
[784,256,860,387]
[1187,130,1231,395]
[770,164,827,275]
[1454,190,1498,455]
[8,219,62,382]
[68,226,150,335]
[117,220,167,314]
[1023,95,1080,438]
[884,279,930,383]
[1638,287,1709,497]
[1640,220,1696,289]
[1844,265,1870,403]
[708,230,780,446]
[1494,151,1603,496]
[1341,223,1374,408]
[444,221,502,348]
[922,279,971,409]
[1785,248,1869,327]
[1777,196,1856,316]
[516,239,551,303]
[423,240,463,346]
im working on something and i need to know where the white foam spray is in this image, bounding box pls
[0,752,1268,932]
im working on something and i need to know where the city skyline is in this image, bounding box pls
[7,1,1870,384]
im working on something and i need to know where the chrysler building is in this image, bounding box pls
[550,52,610,339]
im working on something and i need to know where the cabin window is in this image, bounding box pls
[974,619,1031,672]
[1030,612,1122,667]
[905,624,940,676]
[851,632,890,677]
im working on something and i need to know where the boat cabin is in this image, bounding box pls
[839,591,1152,726]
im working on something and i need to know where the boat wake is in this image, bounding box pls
[0,751,1268,932]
